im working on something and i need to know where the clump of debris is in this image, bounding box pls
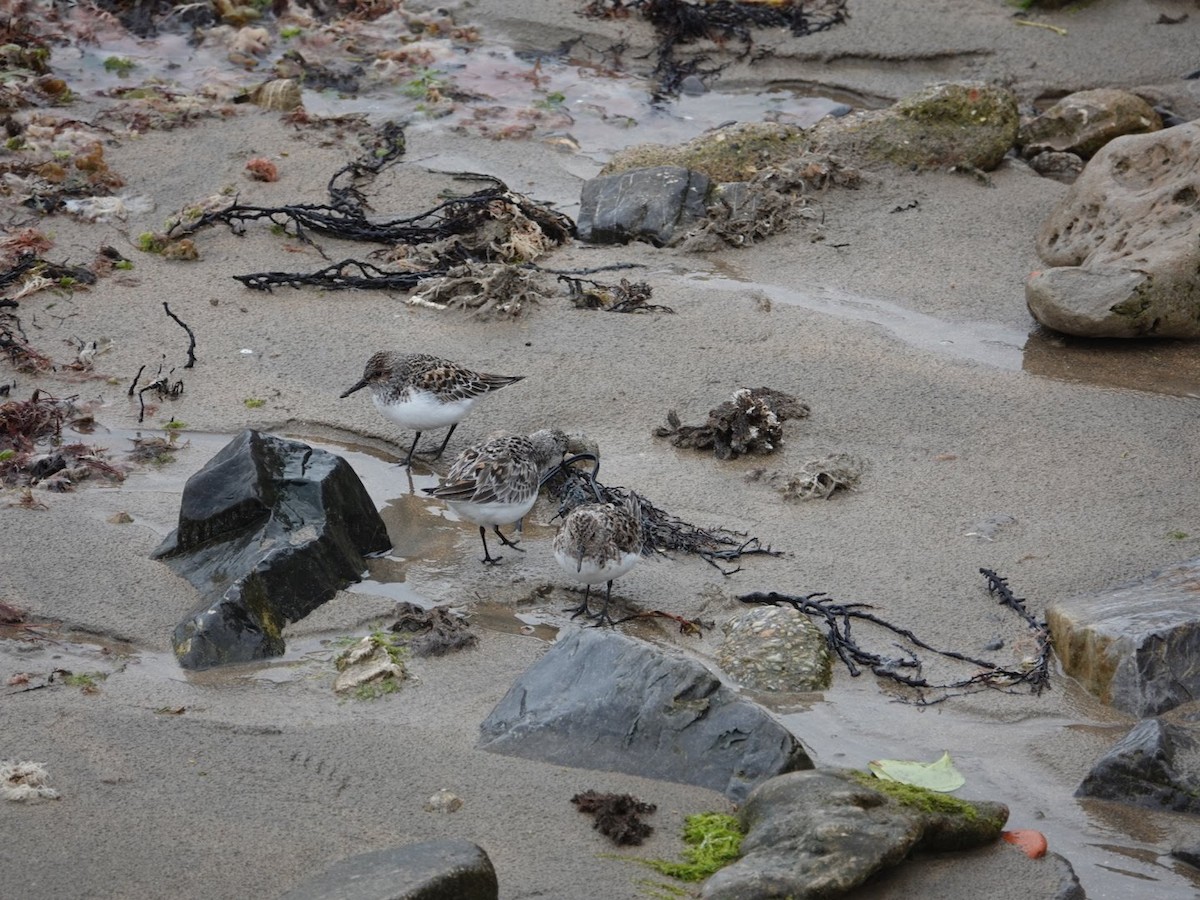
[571,790,657,845]
[747,452,865,500]
[389,601,478,656]
[0,393,124,492]
[655,387,810,459]
[559,274,674,313]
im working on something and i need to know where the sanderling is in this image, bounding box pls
[340,352,525,467]
[554,492,644,627]
[424,428,568,564]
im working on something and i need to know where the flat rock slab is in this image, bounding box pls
[154,429,391,669]
[1046,556,1200,716]
[279,841,498,900]
[478,627,813,802]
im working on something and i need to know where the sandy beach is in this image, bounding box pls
[3,1,1200,897]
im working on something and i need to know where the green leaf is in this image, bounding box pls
[868,751,965,792]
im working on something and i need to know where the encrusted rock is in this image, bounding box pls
[717,605,832,692]
[1046,556,1200,716]
[279,840,498,900]
[1027,150,1084,184]
[601,123,807,183]
[1076,707,1200,814]
[577,165,711,246]
[700,768,1009,900]
[1019,89,1162,159]
[154,430,391,670]
[1027,122,1200,338]
[478,628,813,802]
[810,81,1019,172]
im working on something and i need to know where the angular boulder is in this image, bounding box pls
[478,628,813,802]
[280,841,498,900]
[1076,708,1200,815]
[577,165,711,246]
[154,430,391,669]
[1027,122,1200,338]
[1046,557,1200,716]
[700,768,1009,900]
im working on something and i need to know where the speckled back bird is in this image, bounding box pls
[554,492,644,627]
[340,352,525,467]
[424,429,568,564]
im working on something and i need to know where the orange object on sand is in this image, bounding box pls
[1002,829,1048,859]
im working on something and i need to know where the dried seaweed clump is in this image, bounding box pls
[655,387,810,459]
[747,452,864,500]
[0,394,125,490]
[389,601,478,656]
[571,790,657,845]
[680,154,861,252]
[559,275,674,313]
[408,261,554,318]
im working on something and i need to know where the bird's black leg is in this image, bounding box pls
[592,581,617,627]
[479,525,502,565]
[400,431,423,468]
[492,525,525,552]
[565,584,593,619]
[430,423,458,459]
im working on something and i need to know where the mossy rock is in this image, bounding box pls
[813,82,1019,172]
[600,122,810,183]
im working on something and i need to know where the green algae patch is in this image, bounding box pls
[601,123,810,183]
[642,813,743,883]
[850,769,979,820]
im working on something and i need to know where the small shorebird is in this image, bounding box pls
[340,352,525,467]
[554,492,644,627]
[424,429,568,564]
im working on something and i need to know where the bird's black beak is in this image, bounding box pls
[339,378,368,399]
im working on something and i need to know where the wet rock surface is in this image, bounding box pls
[478,627,813,802]
[1046,556,1200,716]
[700,768,1009,900]
[1027,122,1200,338]
[154,429,391,670]
[279,840,499,900]
[1076,705,1200,815]
[576,165,711,246]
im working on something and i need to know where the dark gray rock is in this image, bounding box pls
[478,628,812,802]
[154,430,391,669]
[576,165,711,246]
[701,769,1009,900]
[1046,556,1200,716]
[280,841,498,900]
[1076,712,1200,814]
[1172,839,1200,869]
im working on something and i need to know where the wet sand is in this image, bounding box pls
[4,1,1200,898]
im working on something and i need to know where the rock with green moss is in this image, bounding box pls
[699,768,1008,899]
[600,123,810,183]
[811,81,1018,172]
